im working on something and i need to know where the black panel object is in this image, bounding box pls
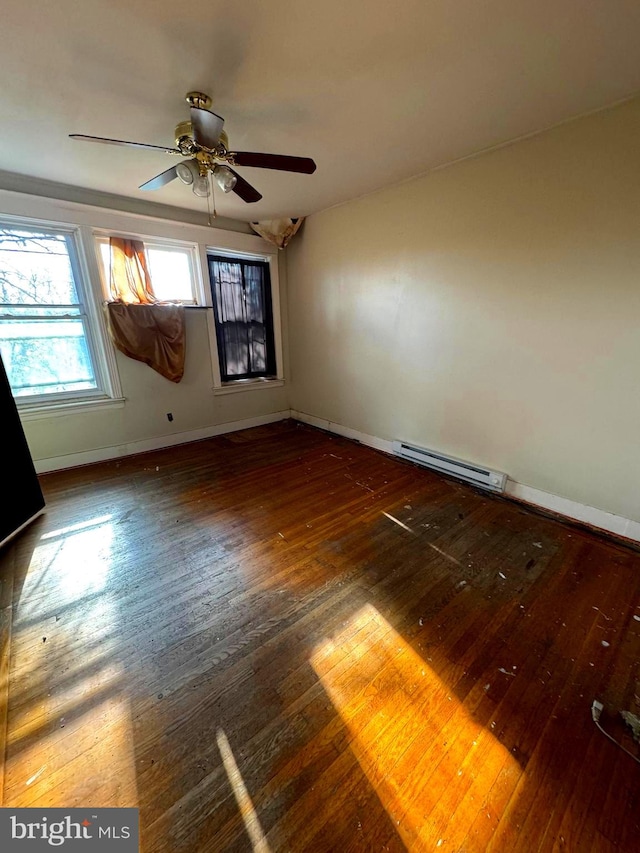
[0,352,44,547]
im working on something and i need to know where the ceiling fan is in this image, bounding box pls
[70,91,316,204]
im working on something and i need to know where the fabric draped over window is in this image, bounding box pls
[250,218,304,249]
[105,237,186,383]
[108,237,156,304]
[106,302,185,383]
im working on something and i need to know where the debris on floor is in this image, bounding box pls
[498,667,516,678]
[620,711,640,743]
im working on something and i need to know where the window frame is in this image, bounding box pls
[204,247,284,394]
[94,231,204,306]
[0,216,123,418]
[208,253,277,382]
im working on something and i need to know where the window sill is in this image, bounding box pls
[213,378,285,396]
[18,396,126,421]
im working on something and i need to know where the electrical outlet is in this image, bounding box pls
[167,413,174,422]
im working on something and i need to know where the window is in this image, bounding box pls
[208,255,276,382]
[0,225,111,405]
[97,238,198,304]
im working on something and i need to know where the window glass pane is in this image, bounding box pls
[0,229,79,305]
[146,247,195,303]
[215,262,245,322]
[98,241,196,303]
[249,321,266,373]
[0,226,99,401]
[0,318,97,397]
[99,241,110,284]
[244,265,265,323]
[212,261,247,377]
[223,325,250,375]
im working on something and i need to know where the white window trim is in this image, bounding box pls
[0,215,124,419]
[204,246,285,393]
[213,378,285,396]
[18,396,126,421]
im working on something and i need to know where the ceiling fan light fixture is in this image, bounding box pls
[70,92,315,207]
[213,165,237,193]
[192,173,211,197]
[176,160,195,185]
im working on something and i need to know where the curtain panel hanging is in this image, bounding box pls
[105,237,186,383]
[108,237,157,304]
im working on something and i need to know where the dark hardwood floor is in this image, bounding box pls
[1,420,639,851]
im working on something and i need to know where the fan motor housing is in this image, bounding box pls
[175,121,193,146]
[175,121,228,155]
[185,91,212,110]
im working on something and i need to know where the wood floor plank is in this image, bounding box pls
[1,420,639,851]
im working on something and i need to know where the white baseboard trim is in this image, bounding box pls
[290,409,640,545]
[34,411,291,474]
[290,410,394,454]
[504,480,640,544]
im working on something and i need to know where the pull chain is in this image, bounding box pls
[207,171,217,226]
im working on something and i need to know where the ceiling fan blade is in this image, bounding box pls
[231,152,316,174]
[139,165,180,191]
[69,134,180,154]
[190,107,225,149]
[228,169,262,203]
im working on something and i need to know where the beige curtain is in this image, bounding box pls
[105,237,186,383]
[106,303,186,383]
[108,237,157,304]
[250,217,304,249]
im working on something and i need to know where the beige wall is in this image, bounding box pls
[286,98,640,523]
[24,306,289,462]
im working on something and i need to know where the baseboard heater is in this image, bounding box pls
[392,440,507,493]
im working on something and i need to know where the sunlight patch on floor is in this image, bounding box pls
[5,514,138,809]
[217,729,271,853]
[39,514,114,541]
[7,693,138,807]
[310,604,520,849]
[18,514,115,614]
[382,511,414,534]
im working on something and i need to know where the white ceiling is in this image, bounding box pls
[1,0,639,222]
